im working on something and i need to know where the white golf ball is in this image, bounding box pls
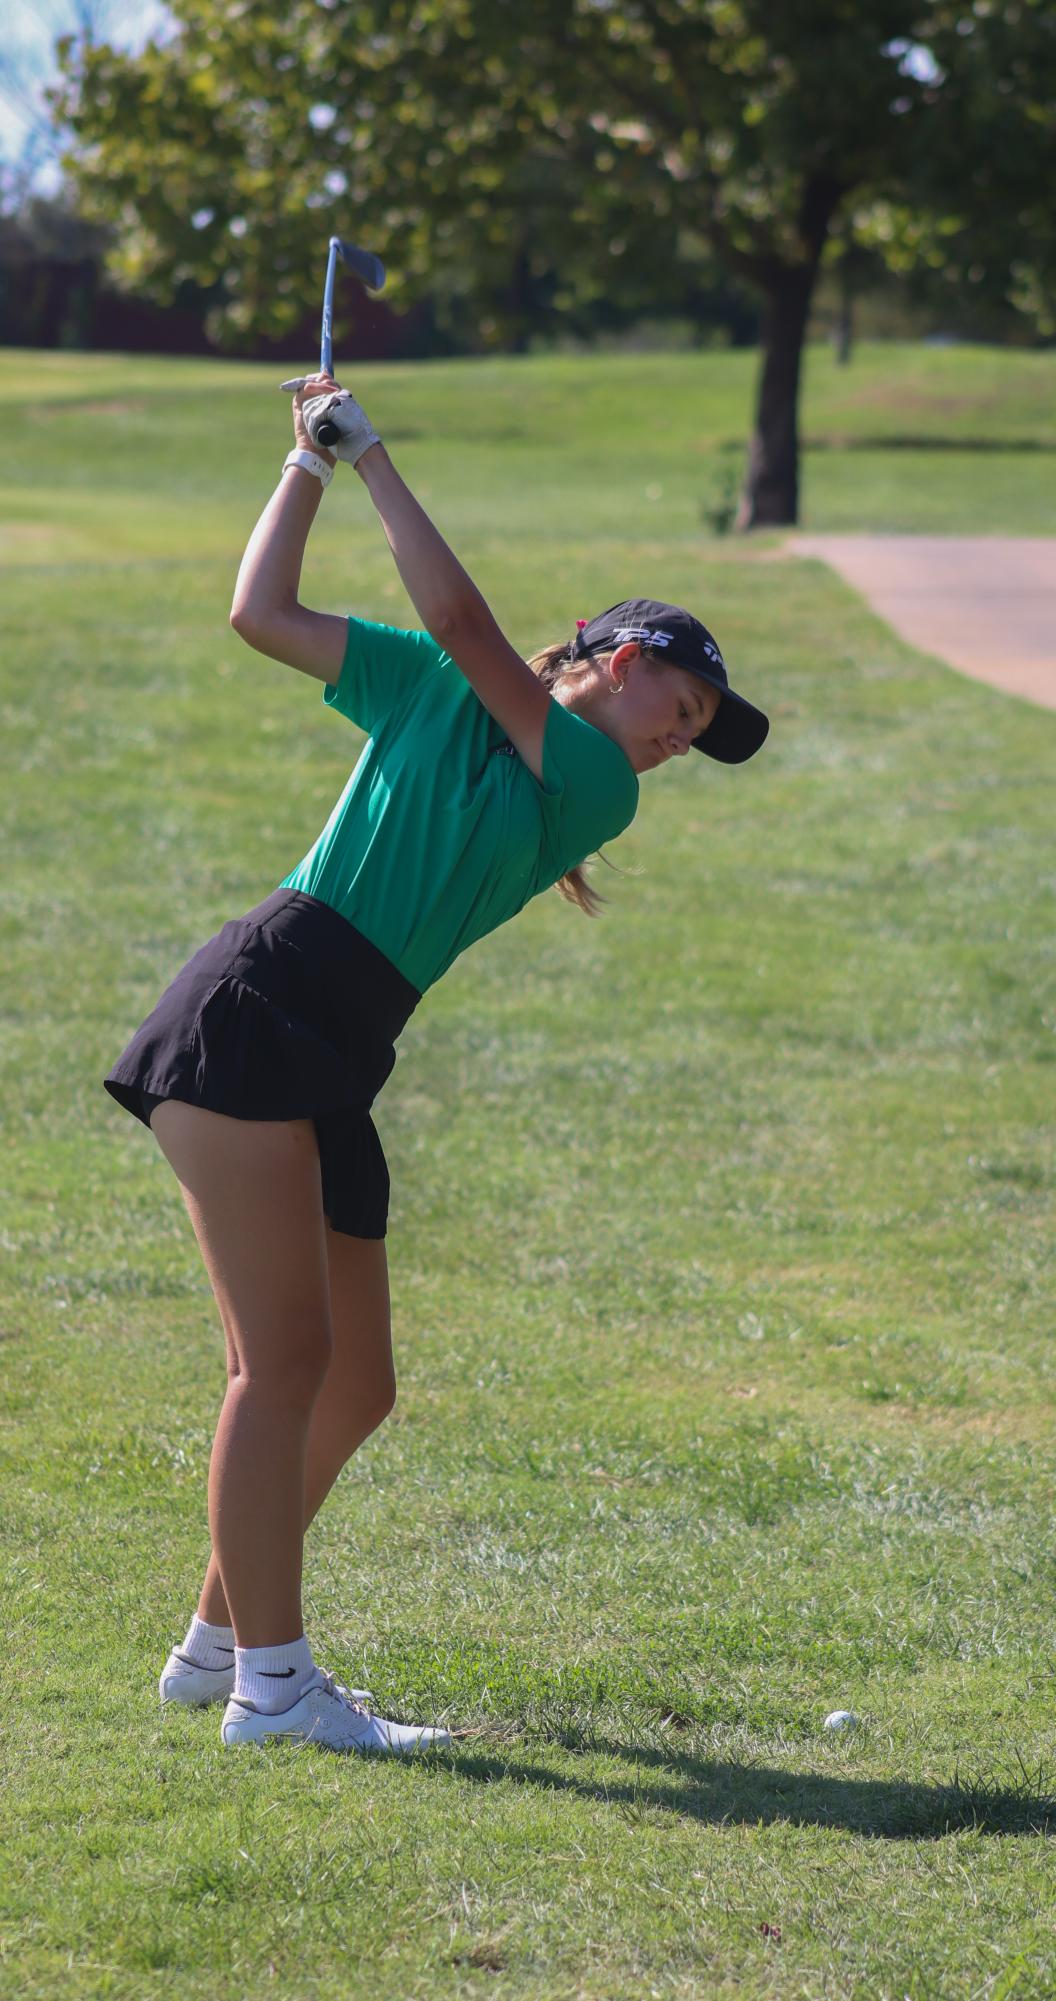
[823,1709,858,1731]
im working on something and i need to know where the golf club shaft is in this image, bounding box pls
[317,238,342,443]
[320,239,339,377]
[283,237,386,442]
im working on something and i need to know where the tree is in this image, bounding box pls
[50,1,1056,526]
[46,2,732,354]
[559,0,1054,522]
[856,4,1056,343]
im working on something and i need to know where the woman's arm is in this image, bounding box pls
[232,373,547,752]
[355,436,552,784]
[230,462,329,623]
[229,375,346,682]
[354,442,485,638]
[231,375,337,622]
[234,369,481,640]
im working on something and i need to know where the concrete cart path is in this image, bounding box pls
[790,535,1056,711]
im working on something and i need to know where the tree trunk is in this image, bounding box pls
[833,256,853,365]
[736,264,815,529]
[833,300,853,365]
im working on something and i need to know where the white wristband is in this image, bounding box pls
[282,448,334,490]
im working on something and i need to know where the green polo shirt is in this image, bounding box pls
[278,615,639,993]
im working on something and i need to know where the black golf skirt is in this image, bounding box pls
[103,888,422,1239]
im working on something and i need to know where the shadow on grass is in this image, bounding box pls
[444,1742,1056,1839]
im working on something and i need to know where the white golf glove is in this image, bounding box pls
[301,388,381,467]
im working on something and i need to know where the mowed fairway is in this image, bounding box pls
[2,342,1055,1999]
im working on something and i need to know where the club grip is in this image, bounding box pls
[316,421,340,446]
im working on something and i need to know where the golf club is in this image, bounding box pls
[280,236,386,444]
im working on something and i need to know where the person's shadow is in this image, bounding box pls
[441,1734,1056,1838]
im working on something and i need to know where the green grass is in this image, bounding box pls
[2,341,1056,1999]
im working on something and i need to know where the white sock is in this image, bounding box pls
[234,1634,320,1714]
[179,1615,236,1671]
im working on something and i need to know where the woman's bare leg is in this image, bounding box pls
[195,1229,397,1627]
[150,1100,334,1648]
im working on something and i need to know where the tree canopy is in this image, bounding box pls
[50,0,1056,523]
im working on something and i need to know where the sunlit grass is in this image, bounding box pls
[2,342,1055,1999]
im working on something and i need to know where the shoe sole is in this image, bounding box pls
[220,1696,451,1756]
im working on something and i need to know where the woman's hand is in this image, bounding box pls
[288,373,339,467]
[280,370,380,468]
[302,383,382,469]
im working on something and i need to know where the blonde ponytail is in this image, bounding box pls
[525,638,627,918]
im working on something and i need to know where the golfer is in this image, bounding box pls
[103,373,769,1756]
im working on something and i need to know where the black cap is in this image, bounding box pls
[571,598,769,765]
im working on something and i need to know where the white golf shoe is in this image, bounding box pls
[219,1669,452,1755]
[159,1650,236,1707]
[159,1650,371,1711]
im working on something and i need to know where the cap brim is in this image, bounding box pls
[692,686,769,764]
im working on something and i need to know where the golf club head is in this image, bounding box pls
[332,238,386,293]
[316,239,385,436]
[280,239,386,421]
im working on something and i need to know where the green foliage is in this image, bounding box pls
[856,0,1056,336]
[47,0,1056,359]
